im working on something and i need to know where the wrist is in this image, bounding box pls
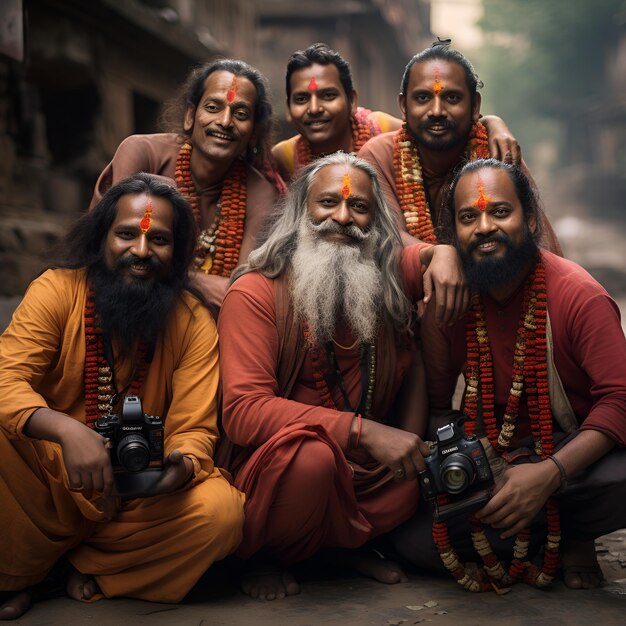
[349,413,362,450]
[545,455,568,494]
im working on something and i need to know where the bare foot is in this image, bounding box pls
[0,589,32,621]
[344,548,408,584]
[561,539,604,589]
[65,568,102,602]
[241,559,300,601]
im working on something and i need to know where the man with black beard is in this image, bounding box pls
[359,39,561,254]
[0,173,244,620]
[395,159,626,592]
[218,152,468,600]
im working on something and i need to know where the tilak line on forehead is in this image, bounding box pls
[472,180,492,212]
[226,75,238,103]
[432,65,443,95]
[341,173,352,199]
[308,77,318,92]
[140,199,153,233]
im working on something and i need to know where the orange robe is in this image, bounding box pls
[272,108,400,182]
[218,245,426,564]
[0,269,245,602]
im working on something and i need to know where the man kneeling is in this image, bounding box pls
[0,173,245,619]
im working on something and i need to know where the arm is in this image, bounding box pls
[481,115,521,165]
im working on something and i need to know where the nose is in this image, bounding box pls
[429,96,446,118]
[475,211,497,236]
[131,234,151,258]
[308,94,321,114]
[331,201,352,226]
[218,106,233,127]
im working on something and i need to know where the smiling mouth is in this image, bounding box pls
[206,130,234,142]
[305,119,331,128]
[476,240,499,253]
[128,264,153,276]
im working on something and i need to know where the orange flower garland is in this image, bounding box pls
[294,107,381,172]
[84,288,148,427]
[175,142,247,277]
[433,259,561,591]
[392,121,489,243]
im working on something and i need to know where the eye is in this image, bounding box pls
[458,212,476,224]
[351,201,369,214]
[151,234,171,245]
[233,108,250,121]
[205,103,220,113]
[292,94,308,105]
[446,93,462,104]
[321,91,338,101]
[492,206,510,217]
[115,230,135,240]
[319,196,338,208]
[414,93,430,104]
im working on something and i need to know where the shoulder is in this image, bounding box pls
[272,136,298,179]
[245,163,279,207]
[227,271,275,303]
[114,133,182,160]
[165,289,218,342]
[27,268,86,297]
[543,251,609,298]
[358,130,396,160]
[367,110,402,134]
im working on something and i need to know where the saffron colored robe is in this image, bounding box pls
[358,131,562,255]
[0,269,245,602]
[90,133,278,273]
[218,244,427,564]
[272,108,400,182]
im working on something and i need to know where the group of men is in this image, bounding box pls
[1,38,625,619]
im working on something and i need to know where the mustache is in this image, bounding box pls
[308,218,369,242]
[115,254,162,272]
[418,118,456,130]
[466,232,512,255]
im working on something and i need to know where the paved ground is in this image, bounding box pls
[8,530,626,626]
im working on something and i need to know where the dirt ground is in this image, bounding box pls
[10,530,626,626]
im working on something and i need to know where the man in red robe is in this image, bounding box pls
[395,158,626,591]
[91,60,282,310]
[218,152,468,600]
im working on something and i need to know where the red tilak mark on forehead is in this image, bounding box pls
[432,66,443,95]
[472,183,492,212]
[140,200,153,233]
[308,77,318,92]
[226,76,238,103]
[341,173,352,199]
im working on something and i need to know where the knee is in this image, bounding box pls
[288,439,337,495]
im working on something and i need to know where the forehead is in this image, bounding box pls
[202,70,257,105]
[310,164,374,197]
[454,169,519,209]
[408,59,469,92]
[111,193,174,229]
[290,63,343,91]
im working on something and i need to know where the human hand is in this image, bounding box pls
[359,420,432,482]
[154,450,194,494]
[188,271,230,310]
[420,244,469,326]
[475,461,560,538]
[59,419,114,497]
[481,115,522,165]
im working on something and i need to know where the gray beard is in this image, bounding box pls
[290,217,383,347]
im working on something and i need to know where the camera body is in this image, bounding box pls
[419,411,493,521]
[94,395,164,495]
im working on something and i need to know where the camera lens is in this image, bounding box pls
[116,433,150,472]
[440,453,475,494]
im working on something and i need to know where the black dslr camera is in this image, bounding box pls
[94,395,164,497]
[419,411,493,522]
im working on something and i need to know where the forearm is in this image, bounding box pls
[552,429,615,484]
[23,407,82,444]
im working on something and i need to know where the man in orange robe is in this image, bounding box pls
[91,60,281,311]
[218,152,468,600]
[0,174,245,620]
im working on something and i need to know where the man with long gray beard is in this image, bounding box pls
[218,152,467,600]
[0,173,244,620]
[395,159,626,592]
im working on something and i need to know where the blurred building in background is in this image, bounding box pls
[0,0,430,298]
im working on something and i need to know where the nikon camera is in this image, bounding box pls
[419,411,493,522]
[94,395,164,497]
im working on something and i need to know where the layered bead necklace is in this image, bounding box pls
[83,288,148,427]
[432,259,560,591]
[175,142,247,277]
[294,107,382,173]
[392,121,489,243]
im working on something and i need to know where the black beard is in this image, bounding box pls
[89,257,180,353]
[408,118,471,152]
[460,230,538,293]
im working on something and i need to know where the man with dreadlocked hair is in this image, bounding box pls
[395,159,626,593]
[274,42,520,183]
[359,39,561,253]
[218,152,468,600]
[0,174,244,620]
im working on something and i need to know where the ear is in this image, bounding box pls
[350,89,358,116]
[183,105,195,133]
[528,212,538,236]
[472,92,482,123]
[398,93,407,121]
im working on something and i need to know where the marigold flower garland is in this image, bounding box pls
[392,122,489,243]
[432,259,561,591]
[83,288,147,427]
[294,107,381,172]
[175,142,247,277]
